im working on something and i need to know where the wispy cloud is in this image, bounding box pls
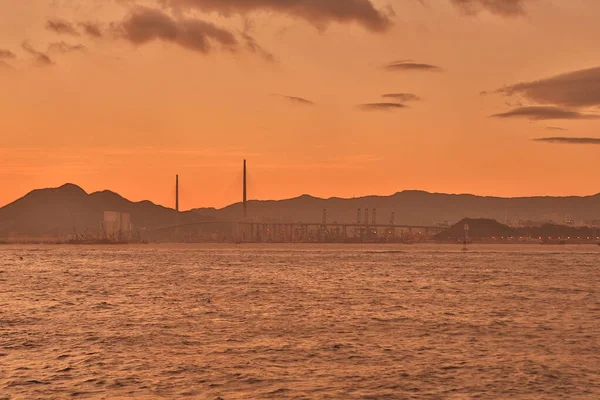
[382,93,421,102]
[48,42,87,54]
[165,0,393,32]
[384,61,442,72]
[495,66,600,109]
[275,95,315,106]
[79,22,103,38]
[0,49,16,59]
[22,41,53,66]
[116,7,238,54]
[546,126,568,131]
[449,0,529,16]
[357,103,408,111]
[491,106,599,121]
[0,50,15,69]
[46,19,80,36]
[533,137,600,145]
[242,33,275,62]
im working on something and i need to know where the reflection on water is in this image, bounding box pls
[1,244,598,399]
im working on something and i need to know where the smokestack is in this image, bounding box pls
[243,160,247,219]
[176,174,179,212]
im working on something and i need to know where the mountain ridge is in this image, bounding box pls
[2,183,600,238]
[0,183,212,238]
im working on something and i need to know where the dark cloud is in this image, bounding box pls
[79,22,103,38]
[357,103,408,111]
[48,42,87,53]
[46,19,80,36]
[491,106,599,121]
[384,61,442,72]
[22,42,53,66]
[546,126,568,131]
[277,95,315,105]
[450,0,528,16]
[533,137,600,145]
[118,7,237,54]
[165,0,392,32]
[496,67,600,108]
[0,49,16,59]
[382,93,421,102]
[242,33,275,62]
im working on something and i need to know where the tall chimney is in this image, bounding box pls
[243,160,247,219]
[176,174,179,212]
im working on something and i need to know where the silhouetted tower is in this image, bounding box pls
[243,160,247,219]
[372,209,377,226]
[323,209,327,225]
[357,208,361,224]
[175,175,179,212]
[390,212,395,225]
[365,209,369,225]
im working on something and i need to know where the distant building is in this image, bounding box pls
[102,211,133,239]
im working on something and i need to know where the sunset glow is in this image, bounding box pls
[2,0,600,209]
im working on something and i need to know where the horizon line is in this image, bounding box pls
[2,182,600,212]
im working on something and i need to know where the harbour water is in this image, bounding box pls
[1,244,598,399]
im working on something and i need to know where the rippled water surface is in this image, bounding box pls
[1,244,599,399]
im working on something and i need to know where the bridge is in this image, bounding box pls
[150,220,445,243]
[147,160,448,243]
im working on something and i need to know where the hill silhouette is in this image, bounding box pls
[3,184,600,239]
[436,218,516,240]
[198,190,600,226]
[436,218,599,241]
[0,184,211,238]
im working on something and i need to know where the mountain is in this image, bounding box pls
[0,184,212,238]
[436,218,517,240]
[3,184,600,239]
[196,191,600,226]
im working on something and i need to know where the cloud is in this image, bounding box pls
[450,0,528,16]
[48,42,87,53]
[0,61,14,70]
[242,33,275,62]
[117,7,238,54]
[46,19,80,36]
[384,61,442,72]
[491,106,599,121]
[496,67,600,108]
[533,137,600,145]
[357,102,407,111]
[22,42,53,66]
[276,95,315,105]
[79,22,103,38]
[165,0,393,32]
[0,49,16,59]
[382,93,421,102]
[546,126,568,131]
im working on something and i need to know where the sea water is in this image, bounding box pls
[1,244,598,399]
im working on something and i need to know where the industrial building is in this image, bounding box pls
[102,211,133,240]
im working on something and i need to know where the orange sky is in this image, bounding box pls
[1,0,600,210]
